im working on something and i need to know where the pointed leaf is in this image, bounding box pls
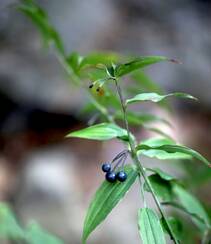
[138,207,166,244]
[115,56,168,77]
[144,149,191,160]
[66,123,128,141]
[137,142,211,166]
[18,1,65,55]
[141,149,192,160]
[126,92,197,105]
[82,165,138,243]
[173,185,210,231]
[137,137,191,160]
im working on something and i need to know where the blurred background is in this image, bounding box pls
[0,0,211,243]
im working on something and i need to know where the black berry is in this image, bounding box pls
[102,163,111,173]
[105,172,116,183]
[117,171,127,182]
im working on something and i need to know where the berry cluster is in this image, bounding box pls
[101,150,129,183]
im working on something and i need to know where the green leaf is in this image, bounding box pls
[126,92,197,105]
[173,185,210,231]
[146,168,175,181]
[141,149,192,160]
[18,0,65,55]
[160,217,183,242]
[66,52,119,75]
[144,174,173,201]
[79,52,119,70]
[137,142,211,166]
[66,52,83,74]
[0,203,25,240]
[115,56,168,77]
[161,201,209,227]
[82,165,138,243]
[66,123,128,141]
[137,137,191,160]
[138,207,166,244]
[88,68,108,81]
[25,222,63,244]
[140,137,176,147]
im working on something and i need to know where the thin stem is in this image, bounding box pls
[113,154,127,171]
[114,79,136,151]
[138,175,146,207]
[111,149,129,163]
[114,78,179,244]
[202,229,210,244]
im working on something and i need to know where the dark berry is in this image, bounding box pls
[116,171,127,182]
[105,172,116,183]
[102,163,111,173]
[89,84,94,89]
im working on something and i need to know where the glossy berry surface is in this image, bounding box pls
[102,163,111,173]
[105,172,116,183]
[117,171,127,182]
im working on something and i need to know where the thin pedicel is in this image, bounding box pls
[102,150,129,183]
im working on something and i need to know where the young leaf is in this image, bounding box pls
[136,142,211,166]
[25,222,63,244]
[82,165,138,243]
[126,92,197,105]
[66,123,128,141]
[115,56,168,77]
[173,185,210,231]
[138,207,166,244]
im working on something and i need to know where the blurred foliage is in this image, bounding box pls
[0,203,63,244]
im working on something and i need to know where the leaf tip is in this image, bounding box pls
[168,58,182,64]
[64,132,73,138]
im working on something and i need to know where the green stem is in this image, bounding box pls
[114,78,179,244]
[138,175,146,207]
